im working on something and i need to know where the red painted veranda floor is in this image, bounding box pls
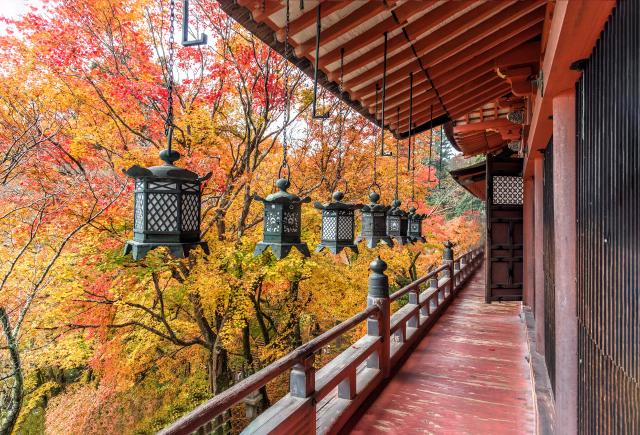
[350,266,535,435]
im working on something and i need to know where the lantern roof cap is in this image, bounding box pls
[254,178,311,204]
[314,191,363,211]
[408,207,426,219]
[388,199,408,216]
[124,163,211,182]
[361,191,389,212]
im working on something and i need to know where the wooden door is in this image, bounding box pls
[485,154,523,302]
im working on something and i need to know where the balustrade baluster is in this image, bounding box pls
[408,283,420,328]
[442,241,454,297]
[366,257,391,378]
[429,277,439,311]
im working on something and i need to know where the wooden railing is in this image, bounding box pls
[160,244,484,435]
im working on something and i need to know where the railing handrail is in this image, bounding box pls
[160,245,484,435]
[389,264,448,301]
[159,303,381,435]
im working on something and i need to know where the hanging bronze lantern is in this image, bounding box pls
[314,191,362,254]
[386,199,409,245]
[124,0,210,261]
[356,191,393,249]
[406,206,426,243]
[124,151,211,260]
[254,178,311,259]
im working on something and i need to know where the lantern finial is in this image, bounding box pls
[159,149,181,165]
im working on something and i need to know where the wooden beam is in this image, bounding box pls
[295,2,394,57]
[346,1,514,89]
[524,0,615,176]
[495,41,541,69]
[453,118,519,134]
[353,13,545,102]
[447,85,512,119]
[321,1,430,69]
[393,79,508,128]
[383,70,499,120]
[399,83,510,130]
[360,30,541,109]
[275,1,349,42]
[339,2,473,80]
[249,0,283,23]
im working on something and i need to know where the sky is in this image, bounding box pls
[0,0,36,34]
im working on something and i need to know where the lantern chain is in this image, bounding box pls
[408,73,415,203]
[280,0,291,180]
[371,83,379,191]
[335,48,346,183]
[395,108,399,200]
[438,125,444,189]
[166,0,176,153]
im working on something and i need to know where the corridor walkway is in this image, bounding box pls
[350,266,535,434]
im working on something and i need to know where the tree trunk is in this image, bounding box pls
[0,307,23,435]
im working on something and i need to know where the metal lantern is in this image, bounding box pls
[314,191,362,254]
[124,151,211,260]
[386,199,409,245]
[254,178,311,259]
[406,207,426,243]
[356,191,393,248]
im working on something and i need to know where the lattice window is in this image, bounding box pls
[181,194,199,231]
[134,192,145,230]
[322,214,337,240]
[147,193,178,231]
[492,176,523,205]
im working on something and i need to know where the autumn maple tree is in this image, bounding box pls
[0,1,482,433]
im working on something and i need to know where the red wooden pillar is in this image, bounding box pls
[523,176,535,309]
[533,156,545,354]
[552,89,577,434]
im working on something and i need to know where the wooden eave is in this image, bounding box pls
[217,0,548,139]
[449,160,486,201]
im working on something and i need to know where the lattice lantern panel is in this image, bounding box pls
[321,212,338,241]
[124,170,209,260]
[492,175,523,205]
[336,210,354,241]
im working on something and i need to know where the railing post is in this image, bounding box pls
[442,241,454,297]
[454,260,461,290]
[289,354,315,433]
[460,255,467,282]
[429,277,439,309]
[367,257,391,378]
[408,282,420,328]
[243,390,263,421]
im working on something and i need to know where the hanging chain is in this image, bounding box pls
[371,83,379,190]
[438,125,444,189]
[279,0,291,180]
[335,48,346,182]
[409,74,415,202]
[394,109,399,199]
[166,0,176,152]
